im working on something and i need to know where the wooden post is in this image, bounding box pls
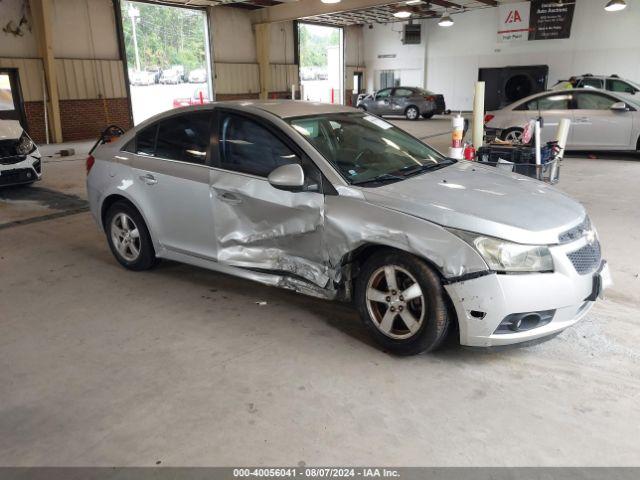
[255,23,270,101]
[31,0,63,143]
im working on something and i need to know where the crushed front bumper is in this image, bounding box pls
[0,153,42,187]
[444,238,612,347]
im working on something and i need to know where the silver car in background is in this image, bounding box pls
[357,87,446,120]
[87,101,610,355]
[485,88,640,151]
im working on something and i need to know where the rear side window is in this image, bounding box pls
[136,125,157,156]
[606,79,637,94]
[155,113,211,164]
[218,113,298,177]
[394,88,414,98]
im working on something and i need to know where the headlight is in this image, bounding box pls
[450,229,554,273]
[16,132,36,156]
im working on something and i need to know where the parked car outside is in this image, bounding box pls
[485,88,640,151]
[551,74,640,99]
[129,70,155,86]
[0,119,42,187]
[357,87,447,120]
[160,69,182,85]
[188,68,207,83]
[87,101,610,355]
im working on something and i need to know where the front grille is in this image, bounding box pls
[567,241,601,275]
[0,155,26,165]
[0,168,36,186]
[0,139,18,158]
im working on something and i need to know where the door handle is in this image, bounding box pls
[139,173,157,185]
[217,192,242,205]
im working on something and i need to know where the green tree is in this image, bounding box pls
[121,1,206,72]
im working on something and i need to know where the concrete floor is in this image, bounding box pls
[1,117,639,466]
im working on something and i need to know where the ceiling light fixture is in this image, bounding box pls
[604,0,626,11]
[393,7,413,18]
[321,0,341,4]
[438,10,454,27]
[406,0,423,4]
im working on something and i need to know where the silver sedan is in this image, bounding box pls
[87,101,610,355]
[485,88,640,151]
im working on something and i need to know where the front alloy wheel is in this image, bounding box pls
[356,250,450,355]
[366,266,425,339]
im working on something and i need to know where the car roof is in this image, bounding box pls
[133,100,359,131]
[217,100,356,118]
[506,88,625,109]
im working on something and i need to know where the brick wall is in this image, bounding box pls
[216,91,292,101]
[59,98,132,141]
[24,102,47,144]
[23,98,133,143]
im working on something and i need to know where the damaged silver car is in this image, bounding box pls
[87,101,611,355]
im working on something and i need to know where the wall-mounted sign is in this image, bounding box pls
[529,0,576,40]
[497,2,531,43]
[377,54,397,59]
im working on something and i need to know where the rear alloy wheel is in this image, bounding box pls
[105,201,157,271]
[405,106,420,121]
[355,250,450,355]
[502,127,524,142]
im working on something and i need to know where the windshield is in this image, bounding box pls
[288,113,452,186]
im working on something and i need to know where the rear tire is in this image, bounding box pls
[501,127,524,142]
[421,112,435,119]
[355,250,450,355]
[405,106,420,121]
[105,201,157,271]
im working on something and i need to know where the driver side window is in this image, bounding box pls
[218,113,322,190]
[376,89,392,100]
[219,113,297,177]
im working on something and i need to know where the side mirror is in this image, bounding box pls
[610,101,628,112]
[268,163,305,191]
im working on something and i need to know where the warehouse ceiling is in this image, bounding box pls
[302,0,497,26]
[141,0,499,25]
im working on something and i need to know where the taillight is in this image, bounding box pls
[484,114,495,125]
[86,154,95,174]
[425,95,436,102]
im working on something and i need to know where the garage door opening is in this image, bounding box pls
[120,1,212,124]
[298,23,344,104]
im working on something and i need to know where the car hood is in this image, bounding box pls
[361,161,585,245]
[0,119,24,141]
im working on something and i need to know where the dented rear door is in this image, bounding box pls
[209,110,329,288]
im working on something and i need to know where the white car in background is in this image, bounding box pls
[129,70,155,86]
[485,88,640,151]
[160,69,182,85]
[552,74,640,100]
[0,120,41,187]
[188,69,207,83]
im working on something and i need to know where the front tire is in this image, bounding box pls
[405,106,420,121]
[105,201,157,271]
[355,250,450,355]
